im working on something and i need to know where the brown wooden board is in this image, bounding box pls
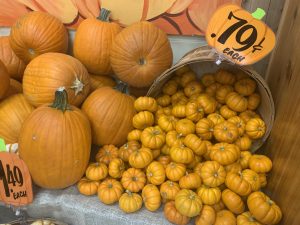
[265,0,300,224]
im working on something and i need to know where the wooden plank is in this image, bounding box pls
[242,0,285,76]
[264,0,300,224]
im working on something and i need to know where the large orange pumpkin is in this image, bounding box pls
[9,11,68,64]
[0,36,25,81]
[0,94,34,144]
[110,21,173,88]
[89,74,116,93]
[82,84,135,146]
[23,53,90,107]
[19,88,91,189]
[74,8,122,75]
[0,60,10,100]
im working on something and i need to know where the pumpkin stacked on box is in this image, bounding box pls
[0,8,282,225]
[77,66,282,224]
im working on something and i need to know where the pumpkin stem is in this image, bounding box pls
[114,80,129,94]
[50,87,71,112]
[125,190,133,196]
[98,8,111,22]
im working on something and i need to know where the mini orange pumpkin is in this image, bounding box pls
[259,173,267,188]
[183,134,207,156]
[249,155,272,173]
[225,162,242,174]
[237,211,262,225]
[197,185,221,205]
[247,93,261,111]
[180,71,197,87]
[210,143,240,166]
[127,129,142,142]
[108,158,126,179]
[172,104,186,118]
[86,162,108,181]
[175,65,190,76]
[247,192,282,225]
[235,135,252,151]
[158,115,178,132]
[163,80,178,95]
[228,116,246,136]
[196,118,214,140]
[239,110,260,123]
[157,155,172,168]
[118,141,141,162]
[175,119,195,136]
[220,105,237,119]
[170,145,194,164]
[96,145,119,165]
[197,94,217,114]
[141,126,165,149]
[98,178,123,204]
[222,189,245,214]
[195,205,216,225]
[185,101,205,122]
[166,162,186,182]
[205,82,222,97]
[226,92,248,113]
[111,21,173,88]
[184,81,204,97]
[146,161,166,185]
[77,178,99,196]
[119,190,143,213]
[134,96,158,112]
[207,113,225,126]
[129,147,153,169]
[160,180,181,202]
[225,171,252,196]
[157,94,172,107]
[166,130,184,147]
[216,85,234,104]
[240,151,252,169]
[179,172,202,189]
[161,144,171,155]
[201,73,215,87]
[175,189,203,217]
[235,78,256,96]
[164,201,190,225]
[214,121,239,143]
[215,70,236,85]
[215,210,237,225]
[142,184,161,212]
[132,111,154,129]
[242,169,261,192]
[121,168,146,192]
[245,118,266,139]
[200,161,226,187]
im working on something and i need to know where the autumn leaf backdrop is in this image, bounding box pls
[0,0,241,35]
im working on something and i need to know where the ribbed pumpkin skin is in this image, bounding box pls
[0,60,10,100]
[82,87,135,146]
[23,53,90,107]
[74,17,121,75]
[89,74,116,93]
[0,94,34,144]
[9,11,68,64]
[4,79,23,98]
[110,21,173,88]
[0,37,25,81]
[19,104,91,189]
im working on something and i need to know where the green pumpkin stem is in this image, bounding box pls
[114,80,129,94]
[97,8,111,21]
[51,87,71,112]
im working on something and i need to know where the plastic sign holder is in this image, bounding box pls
[206,4,276,66]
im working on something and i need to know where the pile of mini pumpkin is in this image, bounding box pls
[77,66,282,225]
